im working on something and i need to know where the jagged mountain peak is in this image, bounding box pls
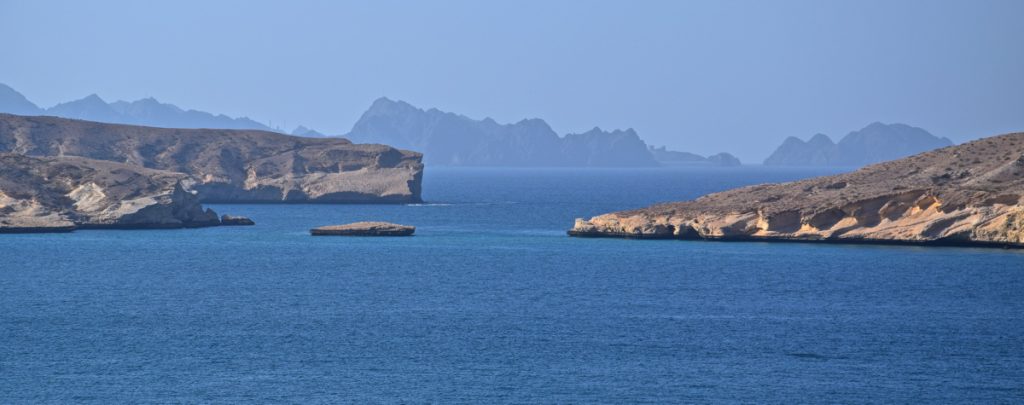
[346,98,657,167]
[0,83,42,115]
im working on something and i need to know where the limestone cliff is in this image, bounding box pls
[0,113,423,203]
[570,132,1024,248]
[0,154,219,232]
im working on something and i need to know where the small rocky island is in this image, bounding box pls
[570,132,1024,248]
[311,222,415,236]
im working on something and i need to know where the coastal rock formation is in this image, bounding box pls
[570,132,1024,248]
[220,215,255,226]
[0,113,424,203]
[0,153,220,232]
[649,146,742,167]
[347,97,658,167]
[310,221,415,236]
[764,123,953,167]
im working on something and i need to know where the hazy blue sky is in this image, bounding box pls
[2,0,1022,161]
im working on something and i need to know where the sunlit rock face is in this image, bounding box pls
[571,132,1024,248]
[0,154,220,232]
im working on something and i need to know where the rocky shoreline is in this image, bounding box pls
[570,132,1024,249]
[567,228,1023,249]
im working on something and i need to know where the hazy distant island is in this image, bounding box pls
[764,122,953,167]
[0,113,423,232]
[570,131,1024,248]
[648,146,742,167]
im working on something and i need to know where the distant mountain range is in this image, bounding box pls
[0,83,327,136]
[2,83,956,168]
[346,97,738,167]
[764,122,954,167]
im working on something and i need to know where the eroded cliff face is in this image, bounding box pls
[0,154,219,231]
[0,113,423,203]
[570,132,1024,247]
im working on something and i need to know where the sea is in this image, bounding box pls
[2,167,1022,402]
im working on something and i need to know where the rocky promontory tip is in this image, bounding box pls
[310,221,415,236]
[570,132,1024,248]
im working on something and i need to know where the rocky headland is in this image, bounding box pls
[0,153,221,232]
[0,113,424,203]
[570,132,1024,248]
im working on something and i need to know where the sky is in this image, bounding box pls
[2,0,1022,162]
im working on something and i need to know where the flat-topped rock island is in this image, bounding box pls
[570,132,1024,248]
[311,222,416,236]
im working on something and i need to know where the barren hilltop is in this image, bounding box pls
[0,113,423,203]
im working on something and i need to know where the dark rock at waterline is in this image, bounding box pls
[220,215,255,226]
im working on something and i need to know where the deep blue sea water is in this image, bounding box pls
[2,167,1023,402]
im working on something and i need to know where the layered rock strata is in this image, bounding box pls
[0,153,220,232]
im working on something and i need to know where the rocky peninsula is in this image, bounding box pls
[0,113,424,203]
[570,132,1024,248]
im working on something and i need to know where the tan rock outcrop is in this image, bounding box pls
[569,132,1024,248]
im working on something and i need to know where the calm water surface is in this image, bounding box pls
[2,167,1023,402]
